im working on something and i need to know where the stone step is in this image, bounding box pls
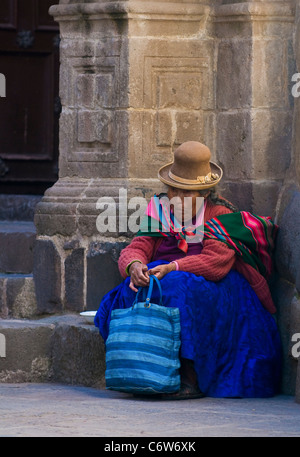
[0,194,42,221]
[0,221,36,274]
[0,315,300,403]
[0,313,299,402]
[0,315,105,388]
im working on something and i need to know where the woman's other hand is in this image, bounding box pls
[148,262,176,281]
[129,262,150,292]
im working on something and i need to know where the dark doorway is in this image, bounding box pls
[0,0,60,195]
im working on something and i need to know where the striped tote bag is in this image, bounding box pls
[105,275,181,394]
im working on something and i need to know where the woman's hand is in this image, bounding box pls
[129,262,150,292]
[148,262,176,281]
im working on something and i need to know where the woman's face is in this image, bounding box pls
[167,186,205,222]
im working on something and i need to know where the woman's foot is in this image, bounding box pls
[132,383,205,401]
[159,383,205,401]
[159,358,205,400]
[132,358,205,400]
[180,358,198,387]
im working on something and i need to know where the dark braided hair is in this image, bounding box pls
[199,187,239,213]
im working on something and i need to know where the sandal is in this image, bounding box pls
[157,383,205,401]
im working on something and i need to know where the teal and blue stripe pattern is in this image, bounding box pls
[105,301,181,394]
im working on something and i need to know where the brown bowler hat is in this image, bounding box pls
[158,141,223,190]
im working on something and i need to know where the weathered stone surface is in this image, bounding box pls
[0,275,38,319]
[35,179,136,237]
[50,318,105,388]
[221,179,281,217]
[272,277,298,395]
[33,240,62,314]
[251,181,282,219]
[65,248,85,312]
[0,276,7,318]
[0,195,42,221]
[251,110,292,180]
[0,221,36,274]
[221,181,253,213]
[6,275,37,319]
[0,319,54,383]
[275,190,300,285]
[86,241,128,311]
[0,315,106,388]
[34,193,77,237]
[217,111,252,180]
[217,39,252,110]
[252,39,291,110]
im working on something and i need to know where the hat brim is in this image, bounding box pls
[158,161,223,190]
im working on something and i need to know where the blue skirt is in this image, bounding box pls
[94,260,282,398]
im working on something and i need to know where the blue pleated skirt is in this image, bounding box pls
[94,260,282,398]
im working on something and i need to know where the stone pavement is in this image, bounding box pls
[0,382,300,437]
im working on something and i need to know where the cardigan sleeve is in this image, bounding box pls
[118,236,156,278]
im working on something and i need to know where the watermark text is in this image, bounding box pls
[292,73,300,98]
[0,73,6,98]
[0,333,6,358]
[291,333,300,358]
[96,188,205,243]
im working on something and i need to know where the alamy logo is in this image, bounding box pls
[95,188,205,243]
[292,73,300,98]
[291,333,300,358]
[0,73,6,97]
[0,333,6,357]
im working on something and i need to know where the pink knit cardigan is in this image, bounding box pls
[118,199,276,314]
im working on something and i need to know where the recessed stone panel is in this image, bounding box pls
[77,110,112,144]
[143,56,209,110]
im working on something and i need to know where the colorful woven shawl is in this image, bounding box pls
[138,193,206,254]
[137,194,278,279]
[204,212,278,279]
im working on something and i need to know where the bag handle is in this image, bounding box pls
[145,275,163,307]
[134,274,163,307]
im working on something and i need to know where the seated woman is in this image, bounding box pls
[95,141,282,400]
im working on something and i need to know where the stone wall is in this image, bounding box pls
[33,0,300,396]
[213,0,295,215]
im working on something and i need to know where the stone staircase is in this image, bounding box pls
[0,195,105,388]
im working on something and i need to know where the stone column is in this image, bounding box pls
[213,0,295,216]
[34,0,214,314]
